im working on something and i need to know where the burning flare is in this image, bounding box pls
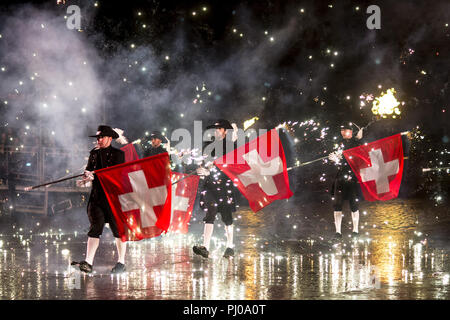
[371,88,401,118]
[243,116,259,130]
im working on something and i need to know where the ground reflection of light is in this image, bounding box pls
[414,243,423,274]
[1,201,450,299]
[292,257,298,295]
[443,274,449,286]
[319,254,324,293]
[330,254,340,293]
[370,234,403,285]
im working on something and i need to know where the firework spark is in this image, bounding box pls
[371,88,401,118]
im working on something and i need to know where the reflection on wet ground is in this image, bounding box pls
[0,198,449,299]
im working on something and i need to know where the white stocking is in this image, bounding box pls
[225,225,234,248]
[85,237,100,265]
[351,210,359,233]
[203,223,214,250]
[115,238,127,264]
[334,211,343,234]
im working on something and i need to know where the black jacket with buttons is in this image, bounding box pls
[143,145,167,158]
[85,145,125,201]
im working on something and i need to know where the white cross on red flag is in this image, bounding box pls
[214,129,293,212]
[343,134,404,201]
[168,172,200,234]
[96,152,172,241]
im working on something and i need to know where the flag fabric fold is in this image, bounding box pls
[169,172,200,234]
[96,153,172,241]
[120,143,140,163]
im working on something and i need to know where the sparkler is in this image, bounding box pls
[243,117,259,131]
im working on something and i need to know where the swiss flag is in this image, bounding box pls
[120,143,140,162]
[343,134,404,201]
[96,152,172,241]
[215,129,293,212]
[168,172,200,234]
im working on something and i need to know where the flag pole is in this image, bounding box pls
[171,171,198,185]
[287,131,410,171]
[286,156,329,171]
[422,166,450,172]
[24,173,85,191]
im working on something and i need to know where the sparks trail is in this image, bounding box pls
[286,131,410,171]
[422,167,450,172]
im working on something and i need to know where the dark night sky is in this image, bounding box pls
[0,0,447,204]
[95,0,449,138]
[0,0,448,136]
[0,1,448,190]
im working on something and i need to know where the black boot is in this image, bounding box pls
[193,245,209,258]
[334,232,343,240]
[111,262,126,274]
[71,260,93,273]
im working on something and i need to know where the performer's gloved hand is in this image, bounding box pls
[231,123,239,142]
[83,170,94,181]
[196,167,210,176]
[76,179,92,188]
[356,128,364,140]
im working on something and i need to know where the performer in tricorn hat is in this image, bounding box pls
[328,122,363,239]
[193,119,238,258]
[72,125,127,273]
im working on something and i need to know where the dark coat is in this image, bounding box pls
[143,145,167,158]
[199,137,237,214]
[85,145,125,201]
[331,137,360,196]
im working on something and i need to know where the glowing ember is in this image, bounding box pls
[243,116,259,130]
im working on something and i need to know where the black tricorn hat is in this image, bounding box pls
[150,131,166,141]
[206,119,233,129]
[340,122,354,130]
[89,125,119,139]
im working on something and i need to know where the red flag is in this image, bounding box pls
[343,134,404,201]
[215,129,293,212]
[96,152,172,241]
[168,172,200,234]
[120,143,140,162]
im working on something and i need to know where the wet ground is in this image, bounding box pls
[0,197,449,300]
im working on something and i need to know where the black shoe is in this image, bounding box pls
[334,232,343,240]
[111,262,126,274]
[223,247,234,258]
[193,245,209,258]
[72,260,92,273]
[351,232,359,238]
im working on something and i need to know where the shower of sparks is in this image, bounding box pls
[371,88,401,118]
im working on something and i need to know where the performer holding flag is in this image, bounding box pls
[328,122,364,239]
[193,119,238,259]
[72,125,128,274]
